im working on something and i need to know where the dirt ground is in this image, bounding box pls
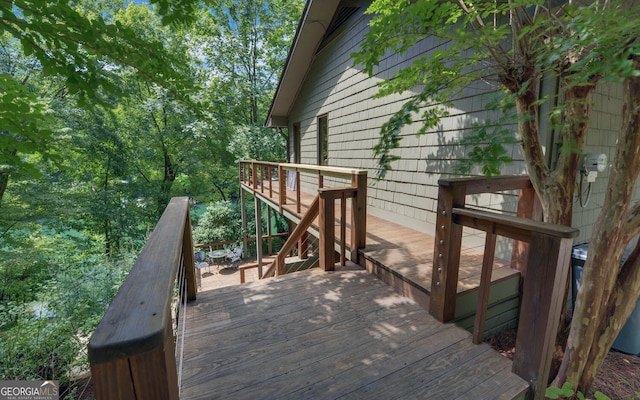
[486,327,640,399]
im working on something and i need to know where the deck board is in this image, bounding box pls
[179,268,528,399]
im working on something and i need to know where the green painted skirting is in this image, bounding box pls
[455,275,521,340]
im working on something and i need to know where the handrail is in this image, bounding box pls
[452,208,578,241]
[438,174,533,194]
[262,187,358,278]
[239,161,367,265]
[431,175,541,322]
[431,176,578,399]
[88,197,197,400]
[451,207,578,343]
[264,195,320,278]
[280,162,368,177]
[195,233,289,251]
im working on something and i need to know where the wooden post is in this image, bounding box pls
[267,207,273,256]
[254,197,263,278]
[91,319,179,400]
[182,209,197,301]
[350,173,367,263]
[319,190,335,271]
[513,233,573,400]
[267,165,272,198]
[298,231,308,259]
[252,162,257,191]
[89,197,190,400]
[296,170,301,214]
[276,253,285,276]
[430,182,466,322]
[279,165,286,212]
[472,229,496,344]
[241,189,249,258]
[340,192,346,266]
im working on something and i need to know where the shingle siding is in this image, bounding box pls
[285,6,636,241]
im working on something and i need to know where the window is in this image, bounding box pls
[292,123,301,164]
[318,114,328,166]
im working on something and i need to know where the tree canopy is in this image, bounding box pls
[0,0,303,393]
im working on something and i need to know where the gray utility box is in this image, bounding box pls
[572,243,640,355]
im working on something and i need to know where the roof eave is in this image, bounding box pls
[265,0,342,128]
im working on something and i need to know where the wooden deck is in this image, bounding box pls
[244,179,521,317]
[179,267,528,399]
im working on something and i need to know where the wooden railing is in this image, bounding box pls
[318,186,358,268]
[239,160,280,200]
[431,176,578,399]
[266,195,320,278]
[239,161,367,264]
[88,197,197,400]
[195,232,289,256]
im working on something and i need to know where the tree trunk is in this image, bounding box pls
[104,217,111,257]
[158,143,177,215]
[559,64,640,393]
[514,72,604,388]
[0,170,10,208]
[513,79,591,227]
[102,158,112,257]
[0,149,18,208]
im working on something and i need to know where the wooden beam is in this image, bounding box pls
[181,209,197,302]
[319,191,335,271]
[267,165,273,198]
[128,320,179,400]
[267,207,273,255]
[298,231,309,259]
[252,162,257,191]
[351,173,367,263]
[438,175,532,195]
[430,183,466,322]
[239,261,272,283]
[340,192,346,266]
[241,189,249,259]
[473,229,496,344]
[255,197,263,278]
[296,171,301,214]
[513,234,574,399]
[278,165,286,212]
[281,163,368,179]
[452,208,578,240]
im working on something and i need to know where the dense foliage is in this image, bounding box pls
[0,0,302,395]
[193,201,244,245]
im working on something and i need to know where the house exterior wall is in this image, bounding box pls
[285,4,637,246]
[572,81,640,244]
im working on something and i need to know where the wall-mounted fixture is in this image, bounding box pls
[578,153,607,207]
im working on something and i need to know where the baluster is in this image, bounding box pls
[473,227,496,344]
[340,192,346,266]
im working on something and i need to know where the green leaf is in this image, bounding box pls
[545,382,579,398]
[593,391,611,400]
